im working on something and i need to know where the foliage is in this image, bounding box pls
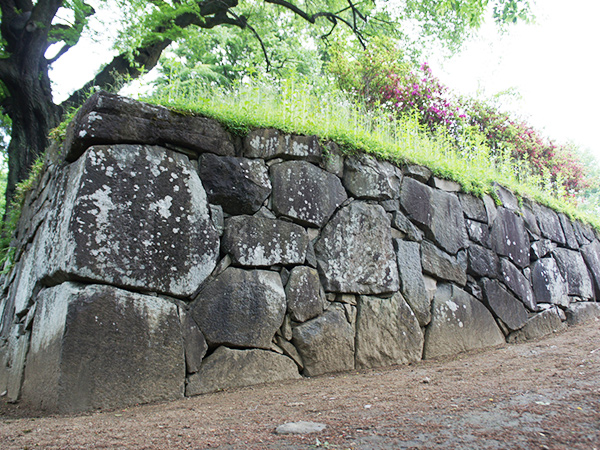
[328,42,591,200]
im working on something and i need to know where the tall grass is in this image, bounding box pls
[146,77,597,229]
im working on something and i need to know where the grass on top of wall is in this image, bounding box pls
[144,78,599,230]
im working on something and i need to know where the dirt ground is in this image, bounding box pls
[1,320,599,450]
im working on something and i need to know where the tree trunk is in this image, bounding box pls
[3,60,60,209]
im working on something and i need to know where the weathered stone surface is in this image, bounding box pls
[276,421,327,435]
[566,302,600,326]
[552,248,594,300]
[392,210,424,242]
[521,204,541,236]
[292,308,355,376]
[0,327,29,402]
[395,240,430,326]
[482,195,497,225]
[580,240,600,298]
[572,221,594,246]
[21,283,185,413]
[493,183,518,210]
[179,309,207,374]
[507,307,567,343]
[533,203,566,245]
[481,278,528,331]
[430,177,461,192]
[558,214,579,250]
[459,193,487,223]
[315,202,399,294]
[343,154,401,200]
[531,239,556,260]
[198,153,271,215]
[467,244,500,279]
[423,284,505,359]
[490,207,530,268]
[466,219,491,248]
[192,268,286,349]
[222,216,308,267]
[355,293,423,369]
[402,164,432,183]
[64,91,234,161]
[270,161,347,228]
[320,141,344,177]
[285,266,324,323]
[244,129,322,162]
[500,259,537,311]
[421,240,467,286]
[531,258,569,307]
[186,347,300,396]
[400,178,468,255]
[46,145,219,299]
[275,335,304,369]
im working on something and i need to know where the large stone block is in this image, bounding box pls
[580,240,600,299]
[500,258,537,311]
[481,278,528,331]
[315,202,399,294]
[285,266,324,323]
[343,154,401,200]
[566,302,600,326]
[186,347,300,396]
[20,283,185,413]
[507,307,567,343]
[490,207,530,268]
[552,248,594,300]
[558,214,579,250]
[531,258,569,307]
[467,244,500,279]
[395,239,430,326]
[459,193,487,223]
[270,160,347,228]
[64,91,234,161]
[355,293,423,369]
[400,178,468,255]
[421,240,467,286]
[42,145,220,299]
[192,268,286,349]
[198,153,271,215]
[222,216,308,267]
[292,307,355,376]
[533,203,566,245]
[244,129,322,162]
[423,284,505,359]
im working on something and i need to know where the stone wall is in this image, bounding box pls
[1,92,599,414]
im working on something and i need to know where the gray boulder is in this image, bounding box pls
[466,219,491,248]
[21,283,185,414]
[191,268,286,349]
[0,326,30,403]
[423,284,505,359]
[271,160,347,227]
[493,183,519,210]
[392,210,424,242]
[355,293,423,369]
[459,193,487,222]
[285,266,324,323]
[558,214,579,250]
[186,347,300,396]
[507,307,567,343]
[402,164,432,183]
[467,244,500,278]
[44,144,220,299]
[481,278,528,331]
[222,216,308,267]
[565,302,600,326]
[395,239,430,326]
[244,129,322,162]
[64,91,234,161]
[500,258,537,311]
[315,202,399,294]
[531,239,556,260]
[572,221,594,246]
[400,178,468,255]
[292,308,355,376]
[521,204,541,235]
[533,203,566,245]
[198,154,271,215]
[421,240,467,286]
[580,240,600,298]
[179,309,208,374]
[552,248,594,300]
[531,258,569,307]
[343,154,401,200]
[490,207,530,268]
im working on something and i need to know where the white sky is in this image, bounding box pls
[51,0,600,164]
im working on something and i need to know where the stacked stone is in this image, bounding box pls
[1,92,599,414]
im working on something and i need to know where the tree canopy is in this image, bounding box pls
[0,0,532,206]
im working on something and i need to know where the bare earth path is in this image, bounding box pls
[2,320,599,450]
